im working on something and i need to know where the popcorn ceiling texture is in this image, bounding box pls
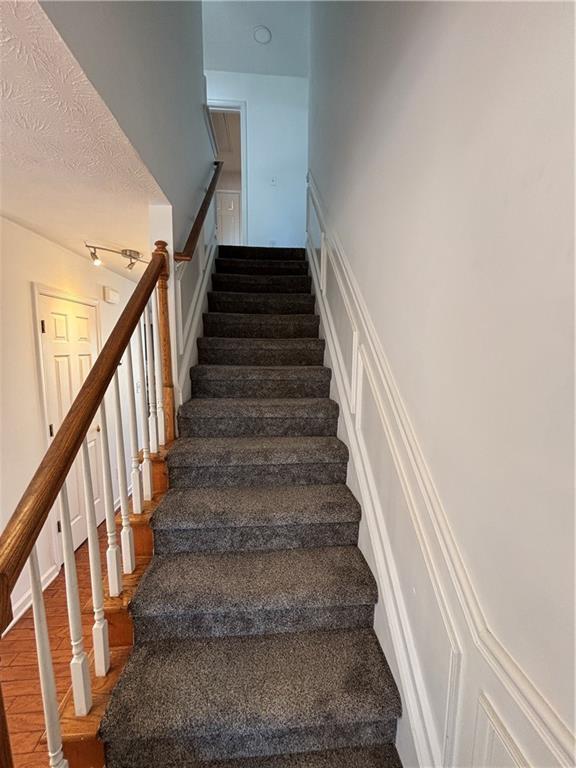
[0,0,166,268]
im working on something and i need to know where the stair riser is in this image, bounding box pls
[212,274,312,293]
[108,745,401,768]
[179,415,338,438]
[168,462,348,488]
[191,379,330,399]
[152,522,360,555]
[133,605,374,644]
[219,246,306,261]
[104,721,397,767]
[198,345,325,366]
[208,293,316,315]
[216,259,308,275]
[203,314,319,338]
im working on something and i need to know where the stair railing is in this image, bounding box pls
[0,240,174,768]
[175,160,222,262]
[0,158,223,768]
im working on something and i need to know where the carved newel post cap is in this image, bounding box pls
[154,240,168,253]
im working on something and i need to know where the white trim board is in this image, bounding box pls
[5,562,61,635]
[306,173,575,768]
[176,227,218,406]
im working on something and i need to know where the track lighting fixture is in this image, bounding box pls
[85,243,149,270]
[88,246,102,266]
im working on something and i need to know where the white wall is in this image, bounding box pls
[203,1,309,78]
[308,3,574,767]
[206,70,308,247]
[42,0,214,251]
[0,218,136,622]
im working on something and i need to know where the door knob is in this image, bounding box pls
[96,425,101,432]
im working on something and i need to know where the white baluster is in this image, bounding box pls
[113,370,135,574]
[135,319,153,501]
[99,399,123,597]
[30,547,69,768]
[151,290,166,447]
[144,303,159,454]
[59,483,92,716]
[80,440,110,676]
[125,340,143,514]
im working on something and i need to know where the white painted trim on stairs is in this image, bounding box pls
[3,489,127,637]
[307,234,446,768]
[176,227,218,406]
[306,171,575,768]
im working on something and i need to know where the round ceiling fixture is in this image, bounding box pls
[253,25,272,45]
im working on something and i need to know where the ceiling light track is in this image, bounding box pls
[85,243,150,270]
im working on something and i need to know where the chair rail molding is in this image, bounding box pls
[305,170,574,768]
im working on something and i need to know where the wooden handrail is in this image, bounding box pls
[0,242,169,633]
[175,160,223,261]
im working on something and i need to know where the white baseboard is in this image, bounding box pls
[4,562,60,635]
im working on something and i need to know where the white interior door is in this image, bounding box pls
[38,292,104,552]
[217,191,241,245]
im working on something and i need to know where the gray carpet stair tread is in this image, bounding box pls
[212,273,312,293]
[191,365,330,382]
[152,485,361,531]
[197,337,325,366]
[198,338,324,353]
[198,745,402,767]
[103,243,402,764]
[179,398,338,437]
[216,258,309,275]
[208,292,315,314]
[100,628,401,744]
[180,398,338,420]
[191,365,330,399]
[166,436,348,468]
[203,313,319,338]
[131,546,377,618]
[218,246,306,261]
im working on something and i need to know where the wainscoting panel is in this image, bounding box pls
[306,182,323,279]
[473,694,528,768]
[175,229,217,406]
[176,253,201,355]
[356,346,461,763]
[306,174,574,768]
[323,246,358,412]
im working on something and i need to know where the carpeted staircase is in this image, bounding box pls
[100,246,403,767]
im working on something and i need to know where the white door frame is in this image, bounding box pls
[208,99,248,246]
[32,283,102,569]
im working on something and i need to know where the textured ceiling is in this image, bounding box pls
[0,0,168,279]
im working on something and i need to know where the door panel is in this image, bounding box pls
[217,191,241,245]
[39,293,103,552]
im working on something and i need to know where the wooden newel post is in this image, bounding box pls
[153,240,175,444]
[0,681,13,768]
[0,577,14,767]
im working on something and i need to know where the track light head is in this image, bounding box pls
[88,246,102,266]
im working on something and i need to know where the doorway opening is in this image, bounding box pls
[209,105,246,246]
